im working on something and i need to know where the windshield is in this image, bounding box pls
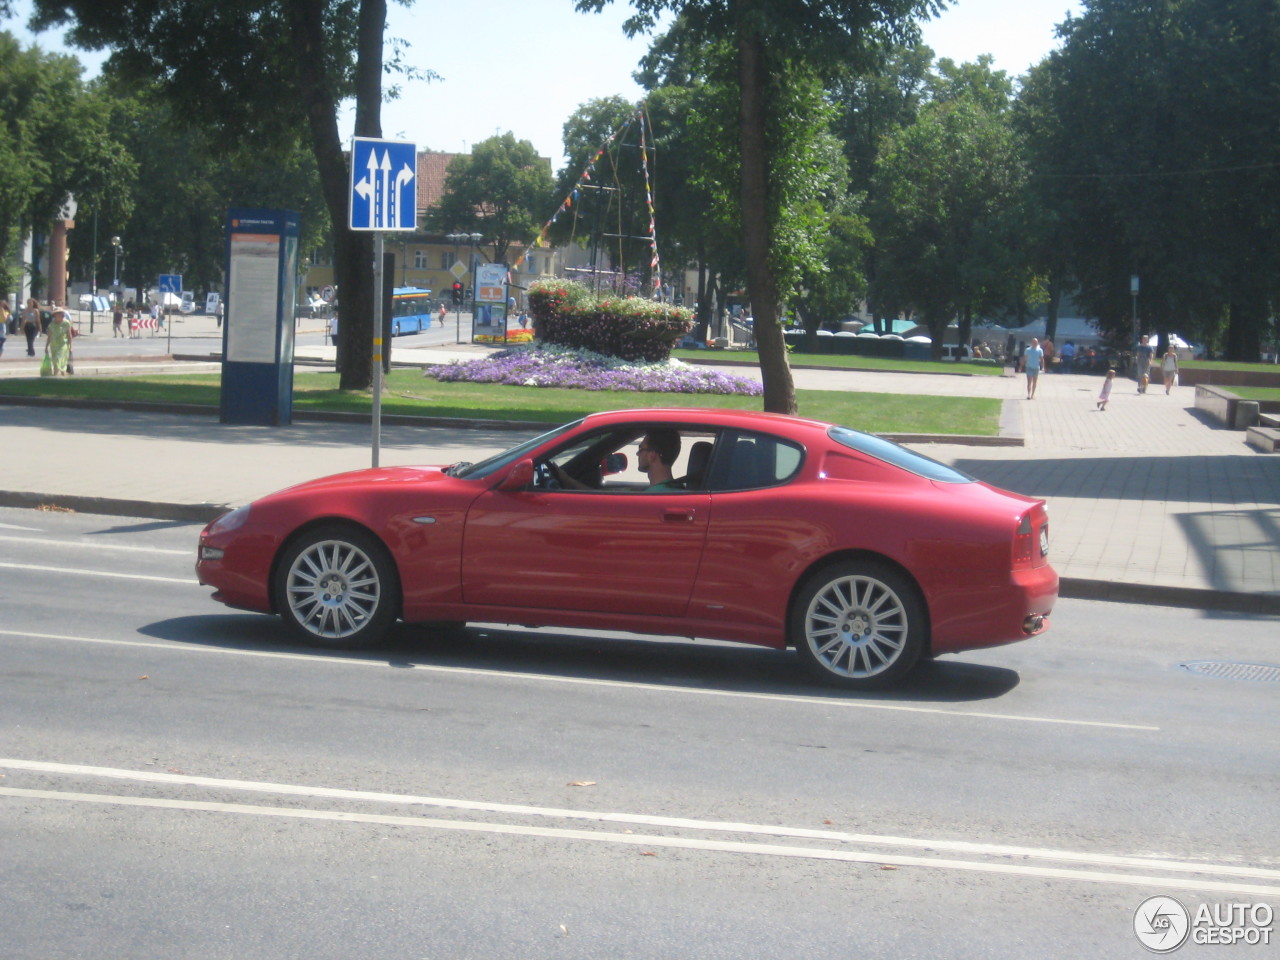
[450,420,583,480]
[828,426,975,483]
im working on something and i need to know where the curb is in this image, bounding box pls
[0,490,229,524]
[1057,576,1280,616]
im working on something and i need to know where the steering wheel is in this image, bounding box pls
[535,462,560,489]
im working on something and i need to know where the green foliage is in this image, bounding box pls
[0,32,136,293]
[528,278,693,362]
[427,133,555,266]
[1045,0,1280,359]
[869,67,1027,351]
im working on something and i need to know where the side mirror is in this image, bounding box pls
[497,459,534,492]
[602,452,627,476]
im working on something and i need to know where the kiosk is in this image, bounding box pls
[220,208,300,425]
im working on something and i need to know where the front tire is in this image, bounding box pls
[790,560,925,688]
[275,525,400,647]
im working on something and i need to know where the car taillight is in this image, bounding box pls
[1013,513,1036,565]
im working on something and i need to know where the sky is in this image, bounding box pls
[8,0,1082,167]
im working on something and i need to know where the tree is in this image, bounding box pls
[1046,0,1280,359]
[0,31,135,297]
[427,133,554,268]
[77,77,329,299]
[30,0,398,388]
[869,85,1027,357]
[578,0,941,415]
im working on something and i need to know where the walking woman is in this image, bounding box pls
[1162,344,1179,394]
[21,298,42,356]
[44,306,74,375]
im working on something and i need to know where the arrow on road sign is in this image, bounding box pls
[350,139,416,231]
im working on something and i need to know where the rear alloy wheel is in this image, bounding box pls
[791,561,925,688]
[275,525,399,647]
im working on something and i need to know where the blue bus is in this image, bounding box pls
[390,286,433,336]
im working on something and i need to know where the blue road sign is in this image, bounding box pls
[158,274,182,294]
[349,138,417,232]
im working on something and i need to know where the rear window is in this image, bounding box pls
[828,426,974,484]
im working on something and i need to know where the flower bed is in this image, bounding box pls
[527,279,692,362]
[424,344,762,395]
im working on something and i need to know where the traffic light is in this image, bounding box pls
[452,281,463,304]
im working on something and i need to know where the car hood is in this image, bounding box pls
[261,464,452,502]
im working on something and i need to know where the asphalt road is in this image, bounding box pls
[2,506,1277,959]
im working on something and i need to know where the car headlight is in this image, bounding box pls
[207,504,250,536]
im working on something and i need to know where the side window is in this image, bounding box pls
[535,428,719,493]
[707,431,803,491]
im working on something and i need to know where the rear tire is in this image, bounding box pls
[275,525,400,648]
[790,560,925,688]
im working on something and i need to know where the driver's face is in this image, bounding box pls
[636,439,659,476]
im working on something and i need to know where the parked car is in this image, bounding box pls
[196,409,1057,688]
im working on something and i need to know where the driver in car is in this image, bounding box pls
[634,429,681,492]
[549,429,682,492]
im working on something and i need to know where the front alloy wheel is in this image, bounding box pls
[791,561,924,688]
[276,525,399,647]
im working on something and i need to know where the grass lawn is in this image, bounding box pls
[1231,385,1280,402]
[674,349,1005,376]
[0,370,1003,436]
[1183,360,1280,373]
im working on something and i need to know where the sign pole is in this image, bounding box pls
[347,136,417,469]
[372,231,384,468]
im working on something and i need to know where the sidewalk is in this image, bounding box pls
[2,344,1277,614]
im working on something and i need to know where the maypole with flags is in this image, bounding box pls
[513,103,664,299]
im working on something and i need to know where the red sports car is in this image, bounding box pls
[196,408,1057,688]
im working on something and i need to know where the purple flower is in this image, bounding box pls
[424,344,762,396]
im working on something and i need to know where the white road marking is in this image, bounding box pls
[5,758,1273,883]
[2,785,1276,897]
[0,562,196,585]
[0,521,41,531]
[0,534,189,555]
[0,629,1160,731]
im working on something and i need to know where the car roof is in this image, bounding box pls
[580,407,836,438]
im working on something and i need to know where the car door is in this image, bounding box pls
[460,485,711,618]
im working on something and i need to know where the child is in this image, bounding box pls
[1097,368,1115,410]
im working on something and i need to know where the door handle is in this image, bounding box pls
[663,509,696,523]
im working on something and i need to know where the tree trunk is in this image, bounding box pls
[285,0,379,390]
[1045,271,1063,345]
[736,25,795,415]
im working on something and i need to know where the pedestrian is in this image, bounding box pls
[1135,334,1153,392]
[215,300,223,328]
[0,299,9,357]
[1021,336,1045,399]
[112,298,124,338]
[1161,344,1179,394]
[437,302,447,327]
[21,298,42,356]
[1060,340,1076,373]
[1042,338,1056,373]
[1097,368,1116,410]
[44,306,74,375]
